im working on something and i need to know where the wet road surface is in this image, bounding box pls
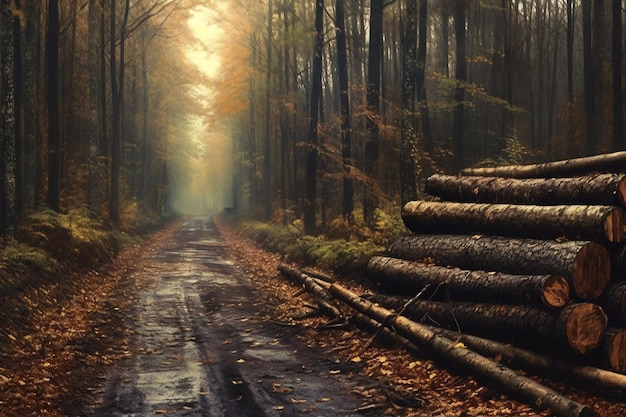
[87,216,370,417]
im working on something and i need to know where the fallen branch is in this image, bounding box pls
[328,282,598,417]
[302,268,336,283]
[423,325,626,391]
[278,264,342,320]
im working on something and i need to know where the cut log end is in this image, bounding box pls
[565,303,608,355]
[572,243,611,299]
[607,329,626,373]
[541,275,571,309]
[603,207,626,243]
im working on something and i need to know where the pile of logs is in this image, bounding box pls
[365,154,626,373]
[277,152,626,417]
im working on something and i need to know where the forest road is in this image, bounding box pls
[86,216,370,417]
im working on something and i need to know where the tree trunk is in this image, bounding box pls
[426,325,626,391]
[1,0,16,240]
[367,256,570,309]
[417,0,432,155]
[582,0,596,155]
[402,200,625,243]
[426,173,626,207]
[304,0,324,235]
[459,150,626,178]
[88,0,101,218]
[263,0,273,221]
[47,0,61,212]
[373,296,607,355]
[278,264,341,319]
[13,1,23,220]
[363,0,383,225]
[400,0,418,206]
[327,283,599,417]
[388,235,610,300]
[335,0,353,221]
[598,281,626,326]
[601,327,626,373]
[612,0,623,151]
[452,0,466,171]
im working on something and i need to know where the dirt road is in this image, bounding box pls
[86,216,371,417]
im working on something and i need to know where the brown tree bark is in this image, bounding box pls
[367,256,570,308]
[426,325,626,391]
[459,151,626,178]
[328,283,599,417]
[388,235,610,300]
[402,201,625,243]
[304,0,324,235]
[278,264,341,319]
[598,281,626,326]
[426,173,626,207]
[601,327,626,373]
[373,296,607,355]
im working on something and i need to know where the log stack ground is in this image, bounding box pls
[367,162,626,375]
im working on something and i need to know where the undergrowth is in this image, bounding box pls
[223,208,406,277]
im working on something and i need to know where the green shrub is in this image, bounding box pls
[235,218,385,276]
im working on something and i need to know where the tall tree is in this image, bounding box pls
[1,0,16,240]
[304,0,324,235]
[47,0,61,212]
[88,0,102,217]
[335,0,353,220]
[263,0,273,221]
[452,0,466,170]
[417,0,432,155]
[582,0,596,155]
[612,0,623,150]
[364,0,383,224]
[400,0,418,206]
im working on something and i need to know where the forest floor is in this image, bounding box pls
[0,215,625,416]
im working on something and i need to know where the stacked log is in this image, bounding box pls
[367,154,626,375]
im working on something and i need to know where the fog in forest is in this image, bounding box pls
[0,0,624,231]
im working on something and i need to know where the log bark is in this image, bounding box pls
[426,325,626,391]
[388,235,610,299]
[278,264,342,319]
[425,173,626,207]
[402,200,626,243]
[372,296,607,355]
[606,243,626,277]
[598,281,626,326]
[301,268,336,283]
[459,150,626,178]
[601,327,626,373]
[366,256,570,308]
[328,283,599,417]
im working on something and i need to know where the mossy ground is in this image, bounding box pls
[220,208,407,278]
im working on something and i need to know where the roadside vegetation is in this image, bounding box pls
[218,208,407,278]
[0,208,172,351]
